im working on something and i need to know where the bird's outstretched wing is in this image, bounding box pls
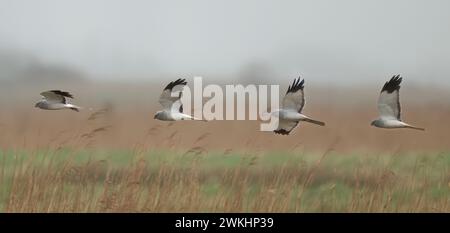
[378,75,402,120]
[158,78,187,112]
[282,77,305,113]
[274,119,299,135]
[40,90,73,104]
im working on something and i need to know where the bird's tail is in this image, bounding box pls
[67,104,81,112]
[181,114,208,122]
[405,125,425,131]
[304,118,326,126]
[191,117,208,122]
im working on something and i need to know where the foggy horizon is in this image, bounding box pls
[1,0,450,87]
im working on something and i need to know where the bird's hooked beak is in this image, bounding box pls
[34,102,39,108]
[153,113,157,119]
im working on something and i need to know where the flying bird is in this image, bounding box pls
[272,77,325,135]
[154,78,203,121]
[35,90,81,112]
[371,75,424,131]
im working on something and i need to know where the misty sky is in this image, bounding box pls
[0,0,449,85]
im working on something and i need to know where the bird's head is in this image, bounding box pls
[34,101,41,108]
[370,120,378,127]
[154,111,162,120]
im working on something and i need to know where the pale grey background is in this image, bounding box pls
[0,0,449,86]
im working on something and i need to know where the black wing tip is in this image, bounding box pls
[49,90,74,98]
[164,78,187,91]
[381,75,402,93]
[286,77,305,94]
[274,129,291,135]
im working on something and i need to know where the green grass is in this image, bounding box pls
[0,149,449,212]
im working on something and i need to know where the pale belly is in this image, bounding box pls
[378,119,406,128]
[159,111,177,121]
[277,110,305,121]
[41,103,67,110]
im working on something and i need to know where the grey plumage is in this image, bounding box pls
[273,77,325,135]
[371,75,424,131]
[155,79,204,121]
[35,90,81,112]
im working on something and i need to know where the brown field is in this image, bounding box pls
[2,81,449,152]
[0,81,449,212]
